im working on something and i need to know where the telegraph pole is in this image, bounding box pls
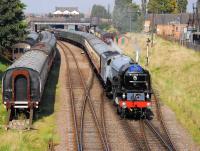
[107,4,110,19]
[146,38,151,66]
[142,0,147,15]
[196,3,200,31]
[128,7,132,32]
[192,2,200,31]
[130,13,132,32]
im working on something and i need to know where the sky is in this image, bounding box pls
[21,0,197,14]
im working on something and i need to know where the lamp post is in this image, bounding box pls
[128,7,140,33]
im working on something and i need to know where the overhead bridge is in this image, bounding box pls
[29,17,91,31]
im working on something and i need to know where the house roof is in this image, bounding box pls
[70,10,79,15]
[63,10,70,15]
[146,13,191,25]
[53,10,63,15]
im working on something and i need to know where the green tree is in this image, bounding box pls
[177,0,188,13]
[112,0,142,33]
[147,0,159,13]
[148,0,177,13]
[91,5,110,19]
[0,0,26,51]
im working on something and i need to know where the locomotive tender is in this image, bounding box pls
[56,29,152,118]
[2,31,56,110]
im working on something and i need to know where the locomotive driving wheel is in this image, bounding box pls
[117,106,126,118]
[121,108,126,119]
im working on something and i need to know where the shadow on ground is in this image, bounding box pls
[35,49,61,121]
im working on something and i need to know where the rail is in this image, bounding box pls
[123,120,146,151]
[101,92,111,151]
[139,120,151,151]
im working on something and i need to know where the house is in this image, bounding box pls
[53,7,80,17]
[145,13,190,40]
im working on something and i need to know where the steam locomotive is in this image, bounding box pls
[56,29,152,119]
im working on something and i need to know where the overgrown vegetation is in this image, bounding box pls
[120,33,200,144]
[0,54,61,151]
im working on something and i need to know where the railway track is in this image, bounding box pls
[100,92,111,151]
[139,120,151,151]
[152,89,177,151]
[5,108,33,130]
[137,91,177,151]
[124,118,177,151]
[122,120,150,151]
[57,41,80,150]
[143,119,175,151]
[58,41,110,151]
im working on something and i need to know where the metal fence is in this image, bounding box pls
[184,41,200,51]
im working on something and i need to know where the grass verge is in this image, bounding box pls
[0,52,61,151]
[119,33,200,144]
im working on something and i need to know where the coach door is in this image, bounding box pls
[12,70,30,103]
[15,75,28,101]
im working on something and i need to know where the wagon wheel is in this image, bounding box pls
[120,108,126,119]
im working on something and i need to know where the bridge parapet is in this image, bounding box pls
[30,17,91,23]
